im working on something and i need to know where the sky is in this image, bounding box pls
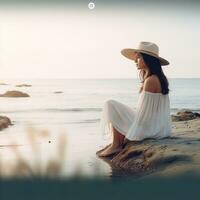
[0,0,200,79]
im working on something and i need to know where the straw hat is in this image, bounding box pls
[121,41,169,66]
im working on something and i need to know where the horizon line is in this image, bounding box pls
[1,77,200,80]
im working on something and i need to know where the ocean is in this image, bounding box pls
[0,78,199,178]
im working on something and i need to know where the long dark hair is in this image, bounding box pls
[138,52,170,95]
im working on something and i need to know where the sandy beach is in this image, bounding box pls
[97,111,200,179]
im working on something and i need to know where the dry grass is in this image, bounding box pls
[0,126,102,179]
[0,127,67,178]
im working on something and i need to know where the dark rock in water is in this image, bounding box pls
[171,110,200,122]
[54,91,63,94]
[0,116,12,131]
[0,90,30,97]
[0,83,8,85]
[16,84,32,87]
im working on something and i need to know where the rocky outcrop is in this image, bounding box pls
[171,110,200,122]
[0,116,12,131]
[0,90,30,97]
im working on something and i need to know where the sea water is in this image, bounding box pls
[0,78,199,177]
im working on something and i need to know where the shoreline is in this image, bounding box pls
[1,110,200,178]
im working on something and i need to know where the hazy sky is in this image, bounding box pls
[0,1,199,78]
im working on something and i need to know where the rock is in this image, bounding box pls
[54,91,63,94]
[171,111,200,122]
[16,84,32,87]
[0,116,12,131]
[0,90,30,97]
[0,83,8,85]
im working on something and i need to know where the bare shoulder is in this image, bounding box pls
[143,75,159,93]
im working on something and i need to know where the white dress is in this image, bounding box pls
[99,90,172,141]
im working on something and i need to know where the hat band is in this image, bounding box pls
[139,49,159,57]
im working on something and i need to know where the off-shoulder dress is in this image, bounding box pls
[99,90,172,141]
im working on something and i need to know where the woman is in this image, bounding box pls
[96,41,172,157]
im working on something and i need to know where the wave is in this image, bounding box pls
[68,118,100,124]
[1,107,200,114]
[0,108,102,113]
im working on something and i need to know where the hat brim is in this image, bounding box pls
[121,48,170,66]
